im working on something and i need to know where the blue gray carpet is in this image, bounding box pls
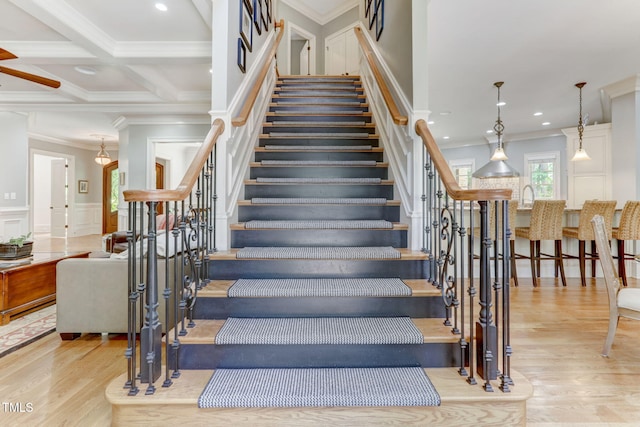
[228,278,411,297]
[198,367,441,408]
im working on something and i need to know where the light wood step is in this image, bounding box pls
[106,368,532,426]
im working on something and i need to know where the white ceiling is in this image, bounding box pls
[0,0,639,151]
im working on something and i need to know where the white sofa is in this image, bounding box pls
[56,256,181,340]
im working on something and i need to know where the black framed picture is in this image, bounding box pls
[368,1,376,30]
[237,38,246,73]
[261,0,268,32]
[253,0,262,36]
[375,0,384,41]
[240,0,253,52]
[365,0,372,17]
[266,0,272,25]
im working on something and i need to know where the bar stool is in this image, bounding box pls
[562,200,616,286]
[515,200,567,287]
[472,200,519,285]
[612,201,640,287]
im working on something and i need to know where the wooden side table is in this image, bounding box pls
[0,251,89,325]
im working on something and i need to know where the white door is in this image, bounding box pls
[50,159,67,238]
[325,28,360,76]
[300,40,309,75]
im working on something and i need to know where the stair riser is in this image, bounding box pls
[266,114,371,123]
[244,184,393,199]
[260,137,378,146]
[238,205,399,222]
[193,296,445,319]
[273,97,365,104]
[255,151,383,162]
[207,259,428,280]
[230,229,407,248]
[250,166,388,179]
[263,125,376,134]
[273,90,364,96]
[171,343,463,370]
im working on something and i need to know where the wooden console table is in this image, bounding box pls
[0,251,90,325]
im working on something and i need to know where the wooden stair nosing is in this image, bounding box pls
[170,318,459,346]
[249,161,389,168]
[254,146,384,153]
[229,223,408,231]
[207,248,428,261]
[201,278,438,298]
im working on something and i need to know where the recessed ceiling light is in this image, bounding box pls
[74,65,96,75]
[439,111,451,116]
[443,136,450,140]
[486,130,493,134]
[534,112,543,116]
[496,101,506,107]
[427,120,435,125]
[542,122,551,126]
[155,3,168,12]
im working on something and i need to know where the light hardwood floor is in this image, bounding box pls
[1,234,639,425]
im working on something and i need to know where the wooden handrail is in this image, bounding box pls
[415,119,512,201]
[232,19,285,127]
[123,118,225,203]
[354,27,408,126]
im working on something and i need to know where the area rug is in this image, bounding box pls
[0,305,56,358]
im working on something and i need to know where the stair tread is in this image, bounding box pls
[245,179,394,185]
[237,199,400,206]
[230,222,408,230]
[201,278,439,298]
[208,248,428,260]
[174,318,459,345]
[264,122,374,128]
[255,146,383,152]
[250,161,388,167]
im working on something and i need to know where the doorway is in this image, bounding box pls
[288,23,316,75]
[31,151,74,238]
[101,161,165,234]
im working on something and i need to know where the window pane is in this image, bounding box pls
[110,169,119,213]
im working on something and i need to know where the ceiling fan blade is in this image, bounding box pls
[0,48,18,61]
[0,66,61,88]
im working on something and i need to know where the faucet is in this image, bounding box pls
[521,184,535,207]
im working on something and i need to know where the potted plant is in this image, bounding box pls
[0,233,33,259]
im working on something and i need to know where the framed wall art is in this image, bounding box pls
[253,0,262,36]
[365,0,372,18]
[78,180,88,194]
[237,37,247,73]
[240,0,253,52]
[266,0,272,27]
[375,0,384,41]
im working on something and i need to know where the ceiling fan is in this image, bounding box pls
[0,48,61,88]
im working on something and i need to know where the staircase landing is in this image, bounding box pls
[106,368,532,426]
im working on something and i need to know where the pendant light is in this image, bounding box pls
[93,135,111,165]
[571,82,591,161]
[490,81,508,161]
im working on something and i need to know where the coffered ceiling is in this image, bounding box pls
[0,0,639,150]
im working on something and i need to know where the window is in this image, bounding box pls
[448,159,475,190]
[525,152,560,200]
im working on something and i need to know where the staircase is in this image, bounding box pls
[107,75,532,425]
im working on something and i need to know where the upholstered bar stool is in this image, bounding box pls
[472,200,519,285]
[612,201,640,287]
[515,200,567,287]
[562,200,616,286]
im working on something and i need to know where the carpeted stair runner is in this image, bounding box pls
[236,246,401,259]
[250,197,388,205]
[198,367,441,408]
[215,316,423,345]
[264,145,373,150]
[228,278,412,297]
[256,177,381,183]
[244,220,393,229]
[268,132,371,138]
[260,160,376,166]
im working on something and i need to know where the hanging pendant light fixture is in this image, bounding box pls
[571,82,591,162]
[93,135,112,165]
[490,81,508,161]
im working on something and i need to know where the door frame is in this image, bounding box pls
[29,148,76,237]
[287,22,316,75]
